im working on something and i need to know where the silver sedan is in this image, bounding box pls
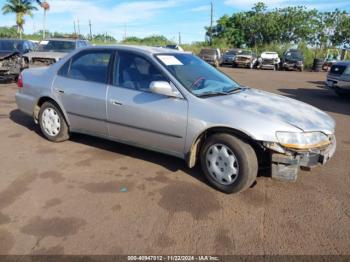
[15,45,336,193]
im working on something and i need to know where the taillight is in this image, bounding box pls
[17,73,23,89]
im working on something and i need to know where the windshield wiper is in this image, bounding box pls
[226,86,248,94]
[197,86,248,98]
[197,91,230,98]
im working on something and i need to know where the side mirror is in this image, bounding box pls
[149,81,182,98]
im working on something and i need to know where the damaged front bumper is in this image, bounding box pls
[269,136,336,182]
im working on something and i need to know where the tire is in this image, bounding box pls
[39,101,70,142]
[232,63,237,68]
[200,133,258,194]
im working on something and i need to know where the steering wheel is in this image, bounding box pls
[190,76,205,90]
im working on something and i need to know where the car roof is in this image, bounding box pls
[44,38,85,42]
[333,60,350,66]
[83,44,184,55]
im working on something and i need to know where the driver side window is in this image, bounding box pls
[115,51,167,91]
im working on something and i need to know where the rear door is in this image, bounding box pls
[52,49,113,136]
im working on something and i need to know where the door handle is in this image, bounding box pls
[55,88,64,94]
[110,99,123,106]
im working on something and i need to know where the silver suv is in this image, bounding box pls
[16,45,336,194]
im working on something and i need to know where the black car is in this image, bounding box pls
[281,49,304,71]
[0,39,34,81]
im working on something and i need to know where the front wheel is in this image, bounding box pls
[200,134,258,194]
[39,101,70,142]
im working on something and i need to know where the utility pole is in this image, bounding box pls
[124,23,127,41]
[43,8,47,39]
[209,1,213,45]
[89,20,92,40]
[73,21,76,36]
[77,18,80,37]
[178,32,181,45]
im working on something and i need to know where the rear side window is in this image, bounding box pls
[67,51,112,83]
[330,65,346,75]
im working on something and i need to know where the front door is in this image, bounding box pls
[106,51,188,157]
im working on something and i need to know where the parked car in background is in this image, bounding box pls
[24,38,90,66]
[222,49,241,65]
[257,51,280,70]
[165,44,184,52]
[232,50,257,69]
[0,39,35,81]
[322,49,341,71]
[326,61,350,96]
[281,49,304,71]
[16,45,336,194]
[198,48,222,67]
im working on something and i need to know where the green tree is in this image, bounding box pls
[0,26,18,38]
[2,0,38,39]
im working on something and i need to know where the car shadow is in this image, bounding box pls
[10,109,271,187]
[278,86,350,116]
[307,80,327,89]
[9,109,42,135]
[9,109,210,186]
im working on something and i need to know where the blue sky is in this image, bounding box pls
[1,0,350,43]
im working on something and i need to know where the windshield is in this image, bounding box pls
[285,51,303,60]
[156,53,240,96]
[200,49,216,55]
[240,51,252,56]
[225,50,238,55]
[0,40,22,51]
[38,40,75,52]
[166,45,177,49]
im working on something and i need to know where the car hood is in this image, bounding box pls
[209,88,335,134]
[0,51,19,60]
[24,51,68,60]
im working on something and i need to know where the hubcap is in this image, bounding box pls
[41,108,61,136]
[206,144,239,185]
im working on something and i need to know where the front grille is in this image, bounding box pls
[262,59,274,65]
[236,57,249,62]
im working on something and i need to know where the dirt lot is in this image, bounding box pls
[0,68,349,255]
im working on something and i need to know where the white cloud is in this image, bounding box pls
[224,0,284,9]
[46,0,179,24]
[191,5,210,12]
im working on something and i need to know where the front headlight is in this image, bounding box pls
[276,132,330,150]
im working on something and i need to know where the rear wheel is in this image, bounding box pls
[39,101,69,142]
[200,134,258,194]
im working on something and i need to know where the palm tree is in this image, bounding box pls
[2,0,38,39]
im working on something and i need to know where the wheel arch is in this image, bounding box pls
[34,96,70,126]
[186,126,266,168]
